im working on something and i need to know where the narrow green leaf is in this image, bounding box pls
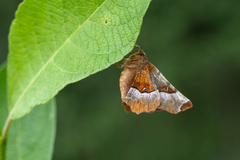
[6,99,56,160]
[8,0,151,119]
[0,62,8,134]
[0,63,8,160]
[0,63,56,160]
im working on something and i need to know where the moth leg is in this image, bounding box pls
[114,63,124,69]
[114,58,127,69]
[135,42,140,51]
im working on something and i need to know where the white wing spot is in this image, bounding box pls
[142,87,147,92]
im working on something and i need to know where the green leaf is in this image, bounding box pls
[6,99,56,160]
[0,63,56,160]
[8,0,151,119]
[0,62,8,134]
[0,63,8,160]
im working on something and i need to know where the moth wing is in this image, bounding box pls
[149,63,176,93]
[125,66,160,114]
[158,91,193,114]
[119,67,138,103]
[149,63,192,114]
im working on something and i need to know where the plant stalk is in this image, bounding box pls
[0,115,12,160]
[0,137,6,160]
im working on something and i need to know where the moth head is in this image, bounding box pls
[124,50,149,68]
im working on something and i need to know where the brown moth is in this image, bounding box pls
[119,48,192,114]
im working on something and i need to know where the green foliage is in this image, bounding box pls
[0,63,8,133]
[0,63,8,160]
[6,100,56,160]
[8,0,151,119]
[1,0,151,159]
[0,64,56,160]
[1,0,240,159]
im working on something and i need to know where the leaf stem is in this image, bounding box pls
[1,115,12,141]
[0,137,6,160]
[0,115,12,160]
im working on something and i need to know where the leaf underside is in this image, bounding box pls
[8,0,151,119]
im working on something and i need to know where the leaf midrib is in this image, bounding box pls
[9,0,107,117]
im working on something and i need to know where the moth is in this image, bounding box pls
[119,47,192,114]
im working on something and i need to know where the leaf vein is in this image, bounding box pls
[9,0,107,117]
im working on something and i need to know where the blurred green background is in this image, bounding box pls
[1,0,240,160]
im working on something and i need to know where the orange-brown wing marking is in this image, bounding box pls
[131,66,155,93]
[124,65,160,114]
